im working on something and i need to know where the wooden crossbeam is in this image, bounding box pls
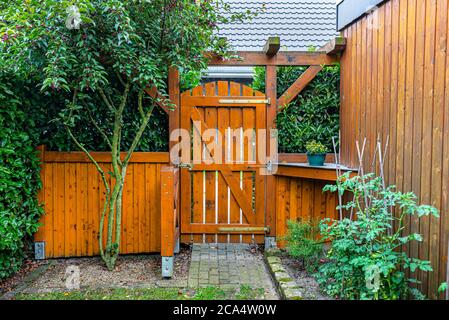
[277,65,323,109]
[320,37,346,55]
[206,51,338,66]
[220,169,255,224]
[263,37,280,56]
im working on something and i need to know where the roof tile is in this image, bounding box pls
[218,0,337,51]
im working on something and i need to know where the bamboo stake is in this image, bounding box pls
[371,134,380,174]
[376,138,392,235]
[332,136,343,220]
[356,139,370,213]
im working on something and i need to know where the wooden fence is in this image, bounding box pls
[339,0,449,298]
[34,146,169,258]
[274,164,343,246]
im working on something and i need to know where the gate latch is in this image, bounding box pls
[218,98,270,104]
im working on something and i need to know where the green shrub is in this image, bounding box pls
[0,80,43,279]
[283,219,322,272]
[23,84,169,153]
[14,66,202,153]
[316,173,439,300]
[305,140,328,155]
[251,64,340,153]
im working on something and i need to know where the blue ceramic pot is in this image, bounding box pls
[307,153,326,166]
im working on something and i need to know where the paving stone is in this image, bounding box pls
[187,243,278,299]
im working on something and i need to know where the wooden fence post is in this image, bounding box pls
[265,66,277,246]
[160,166,179,278]
[34,145,46,259]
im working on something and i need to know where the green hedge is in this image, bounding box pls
[24,86,169,153]
[252,65,340,153]
[0,79,43,279]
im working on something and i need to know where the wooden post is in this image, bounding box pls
[161,166,176,278]
[265,66,277,241]
[168,66,180,154]
[34,145,46,243]
[168,66,181,252]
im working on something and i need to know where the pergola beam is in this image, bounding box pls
[263,37,280,56]
[320,37,346,55]
[206,51,338,66]
[277,65,323,109]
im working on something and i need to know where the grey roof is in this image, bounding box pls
[206,66,254,78]
[218,0,338,51]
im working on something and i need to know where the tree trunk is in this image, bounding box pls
[66,84,156,271]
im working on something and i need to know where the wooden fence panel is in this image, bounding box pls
[275,176,338,247]
[339,0,449,298]
[34,149,169,258]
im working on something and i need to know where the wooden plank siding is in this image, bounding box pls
[34,148,169,258]
[340,0,449,298]
[275,176,339,247]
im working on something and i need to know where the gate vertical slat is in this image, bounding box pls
[205,82,218,243]
[228,82,243,243]
[180,81,267,243]
[217,86,230,243]
[191,86,204,243]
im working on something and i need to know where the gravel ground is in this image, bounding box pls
[280,255,332,300]
[0,259,46,296]
[21,245,191,294]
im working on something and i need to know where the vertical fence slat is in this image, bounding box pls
[339,0,449,297]
[34,152,169,258]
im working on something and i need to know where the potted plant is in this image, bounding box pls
[305,140,328,166]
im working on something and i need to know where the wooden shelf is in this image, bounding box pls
[274,163,358,181]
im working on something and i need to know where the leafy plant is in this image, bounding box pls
[305,140,328,155]
[0,79,43,279]
[1,0,257,270]
[316,173,439,300]
[180,69,204,92]
[438,282,448,296]
[251,64,340,153]
[283,219,322,272]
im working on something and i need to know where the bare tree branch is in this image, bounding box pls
[85,104,113,150]
[98,87,116,113]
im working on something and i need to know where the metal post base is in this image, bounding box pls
[34,242,46,260]
[174,237,180,254]
[264,236,277,249]
[162,256,174,278]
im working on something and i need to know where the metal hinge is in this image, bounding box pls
[177,162,193,170]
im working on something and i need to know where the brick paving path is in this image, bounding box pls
[187,243,278,299]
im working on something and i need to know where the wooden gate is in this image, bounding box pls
[179,81,268,243]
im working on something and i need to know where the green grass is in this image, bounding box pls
[15,285,265,300]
